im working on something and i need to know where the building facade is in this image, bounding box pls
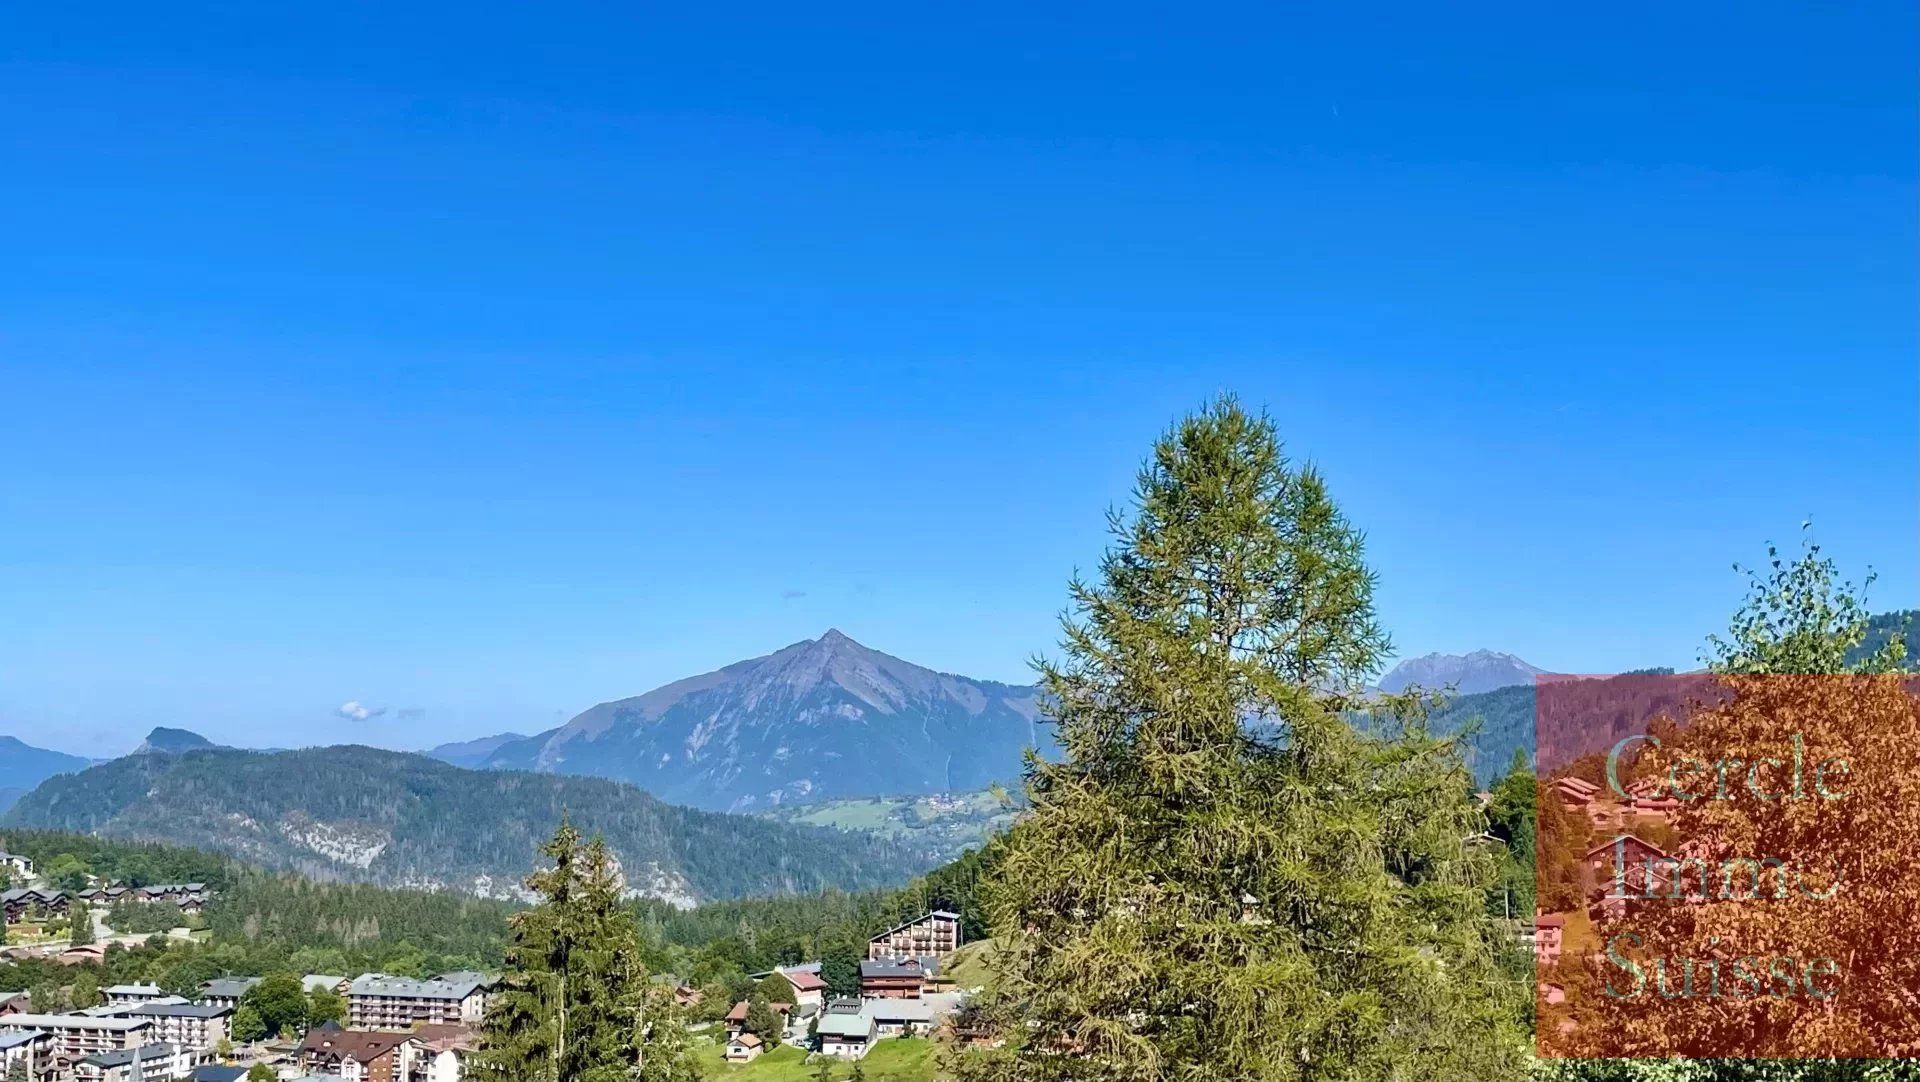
[0,1014,150,1058]
[127,1002,232,1051]
[72,1042,202,1082]
[348,976,489,1031]
[866,910,961,960]
[858,958,928,1000]
[300,1026,410,1082]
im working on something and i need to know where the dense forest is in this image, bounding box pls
[3,745,929,902]
[1,829,233,890]
[0,825,994,1015]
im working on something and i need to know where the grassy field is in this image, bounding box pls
[763,789,1020,862]
[693,1036,938,1081]
[941,938,999,990]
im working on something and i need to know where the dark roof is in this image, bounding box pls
[80,1043,180,1068]
[300,1027,410,1063]
[189,1068,248,1082]
[860,959,928,979]
[200,977,262,999]
[135,1002,233,1019]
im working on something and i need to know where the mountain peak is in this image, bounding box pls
[484,632,1048,811]
[135,727,217,755]
[1377,650,1546,696]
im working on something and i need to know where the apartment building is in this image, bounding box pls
[125,1002,232,1051]
[71,1043,203,1082]
[347,975,489,1031]
[0,1014,150,1058]
[866,910,961,960]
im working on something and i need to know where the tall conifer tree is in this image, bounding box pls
[470,819,696,1082]
[958,398,1526,1080]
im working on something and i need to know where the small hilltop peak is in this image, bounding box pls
[135,727,217,755]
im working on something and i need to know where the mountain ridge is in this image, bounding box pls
[1,744,929,905]
[0,734,93,797]
[484,630,1051,811]
[423,732,529,769]
[1377,649,1546,696]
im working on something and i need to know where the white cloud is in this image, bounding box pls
[336,700,387,722]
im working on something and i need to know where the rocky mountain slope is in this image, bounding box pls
[483,630,1051,811]
[1377,649,1546,696]
[1,745,927,905]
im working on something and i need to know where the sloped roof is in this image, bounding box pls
[817,1011,876,1039]
[1583,833,1669,860]
[869,910,959,942]
[349,974,482,1000]
[864,999,936,1023]
[724,1000,791,1022]
[80,1043,181,1069]
[780,968,827,992]
[860,958,930,979]
[300,1027,410,1063]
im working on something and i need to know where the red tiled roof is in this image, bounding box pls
[782,970,827,992]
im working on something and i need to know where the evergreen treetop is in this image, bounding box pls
[959,397,1527,1080]
[469,819,697,1082]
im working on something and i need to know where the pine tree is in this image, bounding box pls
[68,907,93,947]
[743,993,782,1045]
[469,819,696,1082]
[956,397,1527,1080]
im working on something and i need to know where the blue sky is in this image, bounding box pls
[2,2,1913,754]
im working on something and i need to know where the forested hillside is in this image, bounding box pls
[0,829,233,890]
[3,745,929,904]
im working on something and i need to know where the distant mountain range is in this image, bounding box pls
[1377,650,1547,696]
[0,735,92,809]
[423,732,528,769]
[1,744,928,906]
[480,630,1051,812]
